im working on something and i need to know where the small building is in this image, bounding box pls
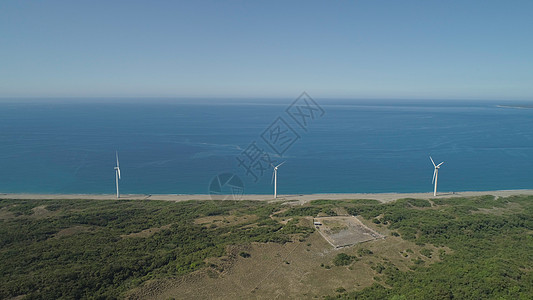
[313,221,322,226]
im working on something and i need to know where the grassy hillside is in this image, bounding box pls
[0,195,531,299]
[328,196,533,299]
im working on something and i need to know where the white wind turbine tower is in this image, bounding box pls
[430,156,444,197]
[271,162,285,199]
[114,151,121,198]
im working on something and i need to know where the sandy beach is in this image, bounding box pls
[2,189,533,203]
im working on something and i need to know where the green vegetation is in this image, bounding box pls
[404,198,432,208]
[328,195,533,299]
[239,251,251,258]
[1,194,532,299]
[0,199,311,299]
[420,248,433,258]
[357,248,373,257]
[336,287,346,293]
[275,206,336,217]
[333,253,356,266]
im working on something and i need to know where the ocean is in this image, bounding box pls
[1,97,532,195]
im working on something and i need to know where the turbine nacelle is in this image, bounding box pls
[271,161,285,171]
[430,156,444,169]
[271,161,285,199]
[430,156,444,196]
[115,166,121,179]
[115,151,121,198]
[115,151,121,179]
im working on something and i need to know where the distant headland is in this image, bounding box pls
[497,104,533,109]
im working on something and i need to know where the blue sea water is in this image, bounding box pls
[1,98,532,195]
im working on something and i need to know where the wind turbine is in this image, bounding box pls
[271,162,285,199]
[430,156,444,197]
[114,151,121,198]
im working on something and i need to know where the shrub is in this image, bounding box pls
[333,253,356,266]
[357,248,373,257]
[239,252,251,258]
[336,287,346,293]
[420,248,433,258]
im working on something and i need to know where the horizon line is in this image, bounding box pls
[0,96,532,102]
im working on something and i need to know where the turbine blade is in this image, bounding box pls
[432,169,436,184]
[437,161,444,167]
[271,170,275,184]
[118,168,121,180]
[276,161,286,168]
[430,156,436,167]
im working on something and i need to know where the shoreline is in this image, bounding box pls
[2,189,533,203]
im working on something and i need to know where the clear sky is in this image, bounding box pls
[1,1,532,99]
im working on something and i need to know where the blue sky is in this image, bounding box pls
[1,1,532,99]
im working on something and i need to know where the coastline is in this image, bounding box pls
[2,189,533,203]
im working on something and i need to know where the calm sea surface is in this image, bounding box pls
[1,98,532,195]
